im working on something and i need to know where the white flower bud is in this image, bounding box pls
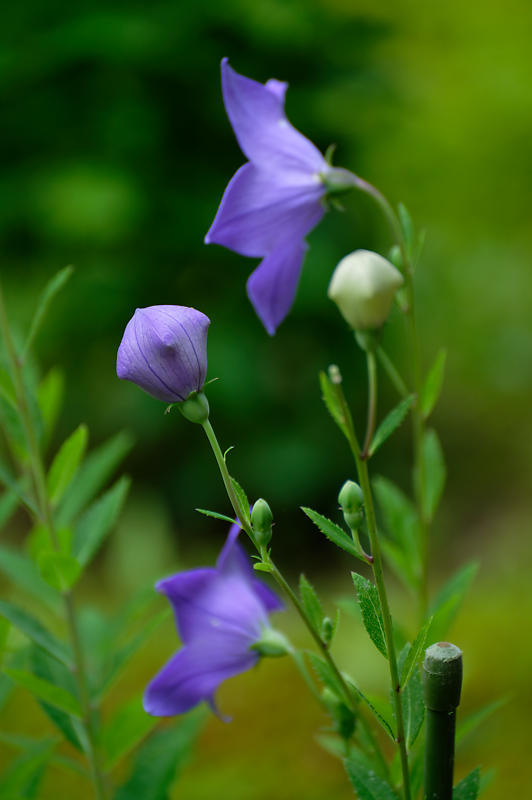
[328,249,404,331]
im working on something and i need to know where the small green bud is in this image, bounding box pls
[251,627,291,658]
[338,480,364,532]
[328,249,404,331]
[178,391,210,424]
[251,498,273,548]
[321,616,334,647]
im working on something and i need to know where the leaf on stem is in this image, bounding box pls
[369,395,415,457]
[400,617,433,689]
[373,476,421,591]
[351,573,387,658]
[23,266,74,358]
[420,348,447,419]
[4,668,81,717]
[229,477,251,527]
[345,755,399,799]
[0,737,56,799]
[453,766,481,799]
[30,645,82,752]
[37,367,65,449]
[47,425,88,507]
[101,694,158,769]
[298,574,323,634]
[319,370,348,436]
[418,428,446,522]
[0,545,59,610]
[72,476,130,568]
[195,508,236,524]
[427,562,478,643]
[0,601,71,667]
[301,507,366,561]
[456,697,507,746]
[37,551,81,593]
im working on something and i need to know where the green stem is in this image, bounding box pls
[361,349,378,459]
[330,377,412,800]
[0,281,108,800]
[376,346,409,399]
[200,416,389,781]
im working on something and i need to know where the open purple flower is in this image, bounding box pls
[143,523,283,717]
[116,305,210,403]
[205,58,334,335]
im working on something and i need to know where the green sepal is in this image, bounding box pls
[178,391,209,424]
[351,572,387,658]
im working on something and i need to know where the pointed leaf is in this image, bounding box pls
[195,508,236,524]
[419,428,446,521]
[453,767,481,799]
[73,476,130,567]
[319,370,348,435]
[369,395,415,457]
[0,545,58,610]
[0,489,19,528]
[228,477,250,527]
[428,562,478,643]
[0,739,55,799]
[373,476,421,589]
[38,551,81,592]
[0,601,71,666]
[456,697,506,746]
[114,710,206,800]
[298,574,323,633]
[351,572,387,658]
[346,755,398,799]
[398,203,414,258]
[102,694,158,769]
[23,266,74,357]
[0,367,17,410]
[402,666,424,747]
[30,645,82,751]
[4,669,81,717]
[0,462,37,516]
[301,507,365,560]
[47,425,88,506]
[37,368,65,447]
[421,349,447,419]
[400,617,432,688]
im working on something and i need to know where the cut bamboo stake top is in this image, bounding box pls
[423,642,463,800]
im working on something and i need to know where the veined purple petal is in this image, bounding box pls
[205,162,325,258]
[246,239,309,335]
[143,631,258,716]
[221,58,327,173]
[116,305,210,402]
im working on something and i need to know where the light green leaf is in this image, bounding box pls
[30,645,82,752]
[47,425,88,506]
[0,545,58,610]
[428,562,478,643]
[457,697,506,746]
[400,617,433,688]
[421,349,447,419]
[301,507,366,561]
[38,551,81,592]
[73,476,130,567]
[37,368,64,448]
[0,462,37,516]
[319,370,348,436]
[0,489,19,528]
[195,508,235,524]
[4,669,81,717]
[298,574,323,633]
[0,738,55,799]
[351,572,387,658]
[0,367,17,410]
[102,694,158,768]
[369,395,415,457]
[229,477,250,527]
[56,431,134,527]
[453,767,481,799]
[398,202,414,258]
[402,666,424,747]
[0,601,71,666]
[114,710,206,800]
[23,266,74,358]
[419,428,446,522]
[346,755,399,800]
[373,476,421,589]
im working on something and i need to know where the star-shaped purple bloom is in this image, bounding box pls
[143,522,283,717]
[205,58,332,335]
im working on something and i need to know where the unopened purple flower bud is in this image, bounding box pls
[116,305,210,403]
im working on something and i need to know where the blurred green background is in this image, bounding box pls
[1,0,531,796]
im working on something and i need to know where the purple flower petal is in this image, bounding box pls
[246,239,310,335]
[205,162,325,258]
[143,630,258,716]
[220,59,327,174]
[251,579,284,613]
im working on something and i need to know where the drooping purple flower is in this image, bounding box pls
[116,305,210,403]
[205,58,333,335]
[143,523,283,717]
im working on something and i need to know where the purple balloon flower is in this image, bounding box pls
[143,523,283,717]
[205,58,332,335]
[116,305,210,403]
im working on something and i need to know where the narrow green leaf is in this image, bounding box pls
[453,767,481,799]
[351,572,387,658]
[369,395,415,456]
[38,551,81,592]
[23,266,74,357]
[319,370,348,435]
[0,489,19,528]
[373,476,421,588]
[229,477,250,527]
[4,669,81,717]
[421,349,447,419]
[301,507,365,561]
[73,476,130,567]
[47,425,88,506]
[345,755,399,799]
[419,428,446,521]
[0,367,17,410]
[456,697,506,746]
[0,462,37,516]
[0,545,58,610]
[0,601,71,666]
[195,508,235,524]
[102,694,158,768]
[37,367,65,447]
[298,574,323,633]
[114,710,206,800]
[398,202,414,258]
[428,562,478,643]
[0,738,55,799]
[400,617,432,688]
[30,645,82,752]
[402,666,424,747]
[56,431,134,527]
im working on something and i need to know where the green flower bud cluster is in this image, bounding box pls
[338,480,364,532]
[251,498,273,548]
